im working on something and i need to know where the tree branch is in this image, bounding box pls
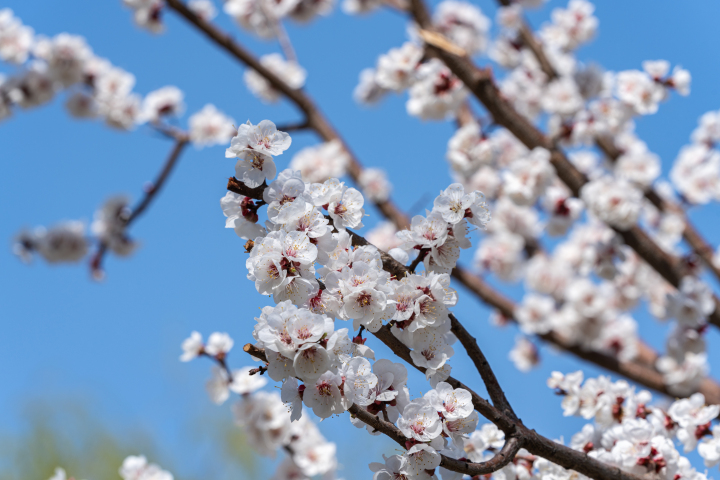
[229,177,720,405]
[245,343,523,476]
[127,137,189,225]
[164,0,411,230]
[167,0,700,402]
[91,136,189,275]
[407,0,720,329]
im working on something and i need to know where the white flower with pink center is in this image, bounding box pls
[303,371,346,418]
[425,381,473,421]
[397,397,442,442]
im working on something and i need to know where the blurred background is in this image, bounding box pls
[2,0,720,478]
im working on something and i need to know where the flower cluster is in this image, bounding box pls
[549,371,719,480]
[353,0,490,114]
[1,9,235,148]
[180,328,340,479]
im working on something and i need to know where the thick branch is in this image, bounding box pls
[449,313,517,420]
[408,0,720,329]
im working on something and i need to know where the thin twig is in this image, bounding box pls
[91,137,189,276]
[128,138,189,225]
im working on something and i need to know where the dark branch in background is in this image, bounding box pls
[407,0,720,329]
[90,134,189,275]
[407,248,427,273]
[488,4,720,286]
[127,137,189,224]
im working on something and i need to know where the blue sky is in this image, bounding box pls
[2,0,720,478]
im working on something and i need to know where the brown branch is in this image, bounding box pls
[407,248,427,273]
[164,0,411,230]
[128,137,189,225]
[229,178,720,405]
[595,134,720,286]
[274,120,311,132]
[488,3,720,315]
[407,0,720,329]
[227,177,267,200]
[449,313,517,420]
[91,136,189,275]
[245,343,524,476]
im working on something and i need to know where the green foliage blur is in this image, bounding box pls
[0,399,256,480]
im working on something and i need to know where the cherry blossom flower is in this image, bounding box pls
[401,444,442,477]
[359,168,392,203]
[226,120,292,157]
[408,325,454,370]
[224,0,278,39]
[353,67,388,105]
[245,54,307,103]
[699,425,720,468]
[0,9,34,64]
[303,371,345,418]
[123,0,165,33]
[433,1,490,56]
[289,140,349,183]
[509,336,539,372]
[425,381,473,421]
[141,85,185,123]
[205,332,234,357]
[581,176,642,230]
[516,294,555,335]
[230,366,268,395]
[189,104,236,147]
[407,59,467,120]
[375,42,423,92]
[342,0,381,14]
[180,331,203,361]
[369,455,409,480]
[220,191,267,240]
[328,187,365,231]
[234,151,278,188]
[668,393,720,452]
[188,0,218,20]
[615,70,665,116]
[397,397,442,441]
[119,455,173,480]
[34,33,92,87]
